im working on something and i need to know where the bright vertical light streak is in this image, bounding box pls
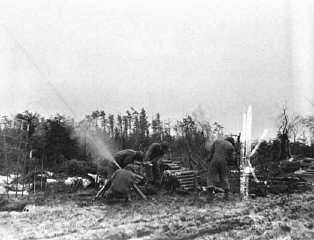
[249,128,269,158]
[245,105,252,155]
[241,112,247,157]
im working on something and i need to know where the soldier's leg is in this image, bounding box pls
[152,158,162,188]
[218,161,230,200]
[207,164,215,202]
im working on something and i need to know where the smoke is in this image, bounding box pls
[192,106,217,150]
[74,125,118,168]
[85,132,114,161]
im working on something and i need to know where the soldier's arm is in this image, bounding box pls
[130,172,144,184]
[144,144,155,162]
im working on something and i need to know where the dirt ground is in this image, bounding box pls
[0,187,314,240]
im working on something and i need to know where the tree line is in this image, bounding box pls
[0,106,314,174]
[0,108,225,172]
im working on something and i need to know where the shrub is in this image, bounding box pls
[59,159,97,176]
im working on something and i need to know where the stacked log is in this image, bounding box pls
[280,160,300,172]
[294,164,314,186]
[162,169,197,192]
[249,175,311,196]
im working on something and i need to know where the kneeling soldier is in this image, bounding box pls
[103,168,143,202]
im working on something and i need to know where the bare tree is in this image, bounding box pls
[277,106,292,159]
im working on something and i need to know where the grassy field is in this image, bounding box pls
[1,188,314,240]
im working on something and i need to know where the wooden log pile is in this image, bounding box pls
[249,175,312,197]
[279,160,300,173]
[162,169,197,192]
[159,160,197,192]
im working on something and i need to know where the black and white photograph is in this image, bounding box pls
[0,0,314,239]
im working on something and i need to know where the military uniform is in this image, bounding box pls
[114,149,143,169]
[144,143,168,186]
[207,139,235,200]
[104,169,141,201]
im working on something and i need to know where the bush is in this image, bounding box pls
[59,159,97,176]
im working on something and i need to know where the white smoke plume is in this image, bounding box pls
[85,132,114,161]
[192,106,218,150]
[74,125,119,168]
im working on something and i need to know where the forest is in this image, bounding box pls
[1,106,314,177]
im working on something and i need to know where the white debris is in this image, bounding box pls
[82,178,92,188]
[294,169,307,175]
[9,174,18,180]
[288,157,295,162]
[7,183,29,191]
[87,173,103,184]
[7,190,29,196]
[0,176,7,184]
[88,173,97,181]
[64,177,77,186]
[36,174,47,177]
[46,179,58,184]
[0,175,13,184]
[0,185,7,194]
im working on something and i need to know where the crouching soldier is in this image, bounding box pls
[103,167,143,202]
[107,149,144,180]
[114,149,144,169]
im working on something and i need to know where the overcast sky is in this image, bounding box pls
[1,0,314,139]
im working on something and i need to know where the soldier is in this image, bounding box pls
[103,168,143,202]
[144,141,169,187]
[206,137,235,201]
[114,149,144,169]
[107,149,144,179]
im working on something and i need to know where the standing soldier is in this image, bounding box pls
[206,137,235,201]
[144,141,169,187]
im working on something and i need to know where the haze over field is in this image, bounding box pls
[1,0,314,139]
